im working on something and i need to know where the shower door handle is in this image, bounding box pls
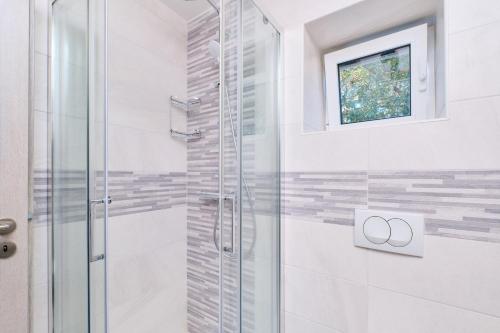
[223,195,236,256]
[200,192,237,257]
[89,196,112,262]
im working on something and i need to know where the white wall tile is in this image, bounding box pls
[108,29,187,115]
[285,312,342,333]
[34,0,49,55]
[284,218,368,284]
[109,0,187,63]
[367,235,500,318]
[108,124,144,172]
[283,76,303,126]
[368,287,500,333]
[283,27,303,80]
[108,102,175,133]
[284,265,368,333]
[368,97,500,170]
[108,0,188,176]
[448,0,500,34]
[283,123,370,172]
[448,21,500,101]
[33,110,49,171]
[367,120,437,171]
[30,280,49,333]
[108,207,187,333]
[105,1,189,329]
[30,224,50,333]
[33,53,48,112]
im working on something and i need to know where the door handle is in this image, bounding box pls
[0,218,16,235]
[89,196,111,262]
[223,195,236,256]
[200,192,237,257]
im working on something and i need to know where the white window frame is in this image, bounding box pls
[324,23,429,129]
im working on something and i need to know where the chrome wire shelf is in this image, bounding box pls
[169,96,202,141]
[170,96,201,112]
[170,128,201,140]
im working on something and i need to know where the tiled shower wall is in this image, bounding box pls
[185,9,222,333]
[186,7,245,332]
[107,0,189,331]
[185,4,271,332]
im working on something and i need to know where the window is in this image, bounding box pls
[324,23,430,128]
[338,45,411,124]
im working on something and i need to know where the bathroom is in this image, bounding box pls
[1,0,500,332]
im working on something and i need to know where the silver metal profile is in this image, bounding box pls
[103,1,110,331]
[218,1,225,332]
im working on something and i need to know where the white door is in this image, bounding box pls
[0,0,30,332]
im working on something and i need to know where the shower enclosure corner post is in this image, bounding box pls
[277,24,283,333]
[103,1,109,332]
[218,1,225,333]
[237,0,244,332]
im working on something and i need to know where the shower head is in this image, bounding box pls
[184,0,219,15]
[208,40,220,64]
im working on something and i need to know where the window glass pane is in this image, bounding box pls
[338,45,411,124]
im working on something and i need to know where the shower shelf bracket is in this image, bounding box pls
[170,128,201,140]
[170,96,201,112]
[169,96,202,141]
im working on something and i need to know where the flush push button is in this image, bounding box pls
[387,218,413,247]
[354,209,424,257]
[363,216,390,244]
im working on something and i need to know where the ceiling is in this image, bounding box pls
[159,0,211,20]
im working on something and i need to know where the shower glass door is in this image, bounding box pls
[239,1,280,332]
[220,0,281,332]
[51,0,108,332]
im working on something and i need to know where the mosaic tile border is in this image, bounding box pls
[282,170,500,243]
[31,170,187,225]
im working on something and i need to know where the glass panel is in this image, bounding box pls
[240,1,280,332]
[88,0,107,332]
[221,0,241,332]
[52,0,89,332]
[52,0,107,332]
[338,45,411,124]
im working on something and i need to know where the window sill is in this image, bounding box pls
[301,117,450,135]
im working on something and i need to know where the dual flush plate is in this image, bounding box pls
[354,209,424,257]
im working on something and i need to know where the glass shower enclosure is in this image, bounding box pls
[50,0,281,332]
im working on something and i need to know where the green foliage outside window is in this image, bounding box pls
[338,45,411,124]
